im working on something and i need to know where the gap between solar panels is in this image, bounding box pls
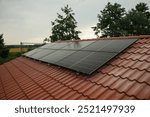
[23,38,138,75]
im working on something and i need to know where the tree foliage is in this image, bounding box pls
[123,3,150,35]
[50,5,81,42]
[92,2,125,37]
[0,34,4,49]
[93,2,150,37]
[43,37,50,43]
[0,34,9,58]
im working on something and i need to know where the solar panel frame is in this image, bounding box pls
[23,38,138,75]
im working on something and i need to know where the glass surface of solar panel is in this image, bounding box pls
[56,51,91,68]
[99,39,137,52]
[62,41,95,50]
[83,39,137,52]
[24,38,137,75]
[40,43,56,48]
[24,48,42,57]
[83,40,111,51]
[70,52,117,74]
[48,42,72,49]
[40,50,75,64]
[30,49,56,59]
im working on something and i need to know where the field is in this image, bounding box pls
[0,45,42,64]
[9,47,28,53]
[0,48,28,64]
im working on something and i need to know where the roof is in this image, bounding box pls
[0,35,150,100]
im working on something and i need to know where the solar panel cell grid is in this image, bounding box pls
[40,50,75,64]
[24,38,138,75]
[30,49,56,59]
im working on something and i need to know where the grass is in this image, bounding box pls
[0,52,22,64]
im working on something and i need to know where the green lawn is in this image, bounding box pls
[0,52,21,64]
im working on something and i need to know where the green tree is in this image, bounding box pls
[0,34,4,49]
[50,5,81,42]
[122,2,150,35]
[92,2,125,37]
[0,34,9,58]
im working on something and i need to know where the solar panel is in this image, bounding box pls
[83,39,137,52]
[30,49,56,59]
[98,39,137,52]
[56,51,91,68]
[23,48,42,57]
[70,52,117,74]
[40,50,75,64]
[83,40,111,51]
[48,42,72,49]
[24,38,138,75]
[62,41,95,50]
[40,43,56,48]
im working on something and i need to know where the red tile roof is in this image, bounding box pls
[0,36,150,100]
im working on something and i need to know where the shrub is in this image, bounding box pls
[0,47,9,58]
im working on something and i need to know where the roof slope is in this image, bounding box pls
[0,36,150,100]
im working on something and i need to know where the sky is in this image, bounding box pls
[0,0,150,45]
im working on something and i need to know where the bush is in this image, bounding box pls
[0,47,9,58]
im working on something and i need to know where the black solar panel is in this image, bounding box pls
[40,43,56,48]
[48,42,72,49]
[83,39,137,52]
[98,39,137,52]
[62,41,95,50]
[24,48,42,57]
[70,52,117,74]
[30,49,56,59]
[40,50,75,64]
[24,38,137,75]
[57,51,91,68]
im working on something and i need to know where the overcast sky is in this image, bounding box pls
[0,0,150,45]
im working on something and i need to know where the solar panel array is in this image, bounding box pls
[23,39,137,74]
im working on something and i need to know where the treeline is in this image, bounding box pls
[92,2,150,37]
[44,2,150,42]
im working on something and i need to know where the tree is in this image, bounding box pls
[0,34,9,58]
[122,2,150,35]
[93,2,150,37]
[92,2,125,37]
[0,34,4,49]
[43,37,50,43]
[50,5,81,42]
